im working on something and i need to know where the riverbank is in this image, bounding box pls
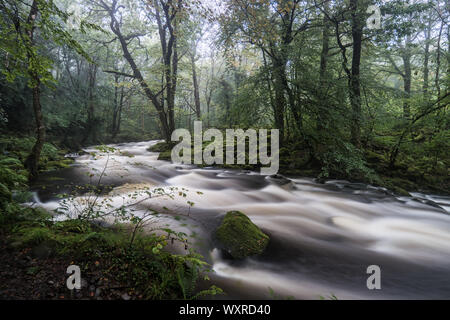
[0,204,221,300]
[0,135,221,300]
[148,140,449,197]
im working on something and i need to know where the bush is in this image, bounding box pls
[318,142,378,183]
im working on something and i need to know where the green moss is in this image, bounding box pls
[158,150,172,161]
[215,211,269,259]
[148,141,175,153]
[19,226,55,246]
[0,160,27,189]
[148,142,175,161]
[365,150,387,164]
[44,159,73,171]
[380,177,416,196]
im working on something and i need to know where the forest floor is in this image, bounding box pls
[0,236,103,300]
[0,211,216,300]
[0,218,151,300]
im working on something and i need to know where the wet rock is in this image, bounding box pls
[411,197,447,213]
[265,174,294,190]
[265,174,291,185]
[215,211,270,259]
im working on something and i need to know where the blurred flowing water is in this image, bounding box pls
[31,141,450,300]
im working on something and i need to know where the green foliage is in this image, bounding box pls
[2,202,221,300]
[0,135,71,177]
[0,0,93,88]
[0,157,28,190]
[318,142,378,183]
[0,182,12,204]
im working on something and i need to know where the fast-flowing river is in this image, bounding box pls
[30,141,450,300]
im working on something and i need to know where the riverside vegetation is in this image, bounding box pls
[0,141,223,300]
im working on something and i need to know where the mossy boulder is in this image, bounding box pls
[148,141,175,161]
[215,211,269,259]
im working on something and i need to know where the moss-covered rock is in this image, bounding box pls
[215,211,269,259]
[148,141,175,161]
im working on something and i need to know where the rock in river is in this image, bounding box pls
[215,211,270,259]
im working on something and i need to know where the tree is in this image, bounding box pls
[220,0,314,143]
[0,0,91,179]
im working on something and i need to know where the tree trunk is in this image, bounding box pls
[112,75,119,135]
[154,0,180,136]
[82,63,98,144]
[402,35,412,119]
[168,22,178,132]
[447,0,450,93]
[190,52,201,120]
[26,83,45,180]
[24,0,44,181]
[112,79,124,139]
[272,57,286,144]
[116,86,124,136]
[318,1,330,131]
[423,17,431,99]
[349,0,363,148]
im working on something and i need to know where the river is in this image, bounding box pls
[30,140,450,300]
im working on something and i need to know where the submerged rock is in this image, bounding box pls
[265,174,291,185]
[411,197,447,214]
[265,174,295,190]
[215,211,269,259]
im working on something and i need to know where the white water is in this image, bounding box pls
[32,141,450,299]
